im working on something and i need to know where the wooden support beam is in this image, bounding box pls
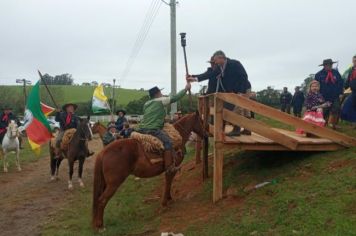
[213,97,224,203]
[223,109,299,150]
[202,96,210,179]
[217,93,356,147]
[223,143,344,151]
[195,137,202,164]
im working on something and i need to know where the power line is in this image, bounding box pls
[120,0,162,83]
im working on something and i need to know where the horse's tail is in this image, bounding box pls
[92,152,105,227]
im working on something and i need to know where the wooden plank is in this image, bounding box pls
[213,97,224,203]
[273,128,334,144]
[223,109,299,150]
[216,93,356,147]
[224,133,274,144]
[223,143,344,151]
[195,137,202,164]
[202,96,210,179]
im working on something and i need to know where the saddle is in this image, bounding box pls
[51,128,76,151]
[130,123,182,154]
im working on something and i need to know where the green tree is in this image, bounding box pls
[300,74,315,94]
[125,96,150,114]
[256,86,281,107]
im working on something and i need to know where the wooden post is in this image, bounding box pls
[202,96,210,179]
[213,96,224,202]
[195,137,202,164]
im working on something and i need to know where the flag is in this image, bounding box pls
[22,81,53,154]
[92,84,111,114]
[40,102,55,117]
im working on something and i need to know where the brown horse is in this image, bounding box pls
[92,111,206,231]
[49,117,93,189]
[91,121,107,141]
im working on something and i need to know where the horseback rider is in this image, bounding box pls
[0,106,22,148]
[102,123,119,146]
[139,82,191,174]
[115,109,128,131]
[55,103,93,158]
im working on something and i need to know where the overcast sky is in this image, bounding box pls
[0,0,355,93]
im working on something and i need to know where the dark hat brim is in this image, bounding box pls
[62,103,78,110]
[116,110,126,115]
[319,61,337,66]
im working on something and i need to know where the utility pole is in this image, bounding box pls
[112,78,116,117]
[170,0,177,117]
[16,79,31,112]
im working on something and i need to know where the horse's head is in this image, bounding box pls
[78,117,93,141]
[175,110,207,139]
[7,120,19,139]
[91,121,101,134]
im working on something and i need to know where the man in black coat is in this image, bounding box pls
[0,106,22,147]
[280,87,292,114]
[291,86,305,117]
[55,103,80,148]
[188,50,250,136]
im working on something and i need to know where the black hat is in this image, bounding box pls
[148,86,163,98]
[62,103,78,111]
[116,109,126,115]
[319,59,337,66]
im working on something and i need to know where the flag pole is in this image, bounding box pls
[38,70,59,109]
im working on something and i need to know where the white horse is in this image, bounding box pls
[1,120,21,172]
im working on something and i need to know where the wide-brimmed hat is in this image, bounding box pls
[62,103,78,111]
[206,55,215,63]
[319,59,338,66]
[148,86,164,98]
[116,109,126,115]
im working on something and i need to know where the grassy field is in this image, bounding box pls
[0,85,146,107]
[8,121,356,235]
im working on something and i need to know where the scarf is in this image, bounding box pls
[65,113,72,126]
[2,114,9,122]
[325,70,336,84]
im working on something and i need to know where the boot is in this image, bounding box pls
[241,129,251,135]
[226,126,241,137]
[164,150,180,174]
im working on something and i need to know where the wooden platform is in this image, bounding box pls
[196,93,356,203]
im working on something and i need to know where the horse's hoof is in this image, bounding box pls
[4,169,8,173]
[98,227,106,233]
[79,182,85,188]
[18,167,22,171]
[68,185,73,190]
[50,176,56,181]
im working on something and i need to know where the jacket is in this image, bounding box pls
[194,58,249,93]
[55,111,79,130]
[315,68,344,102]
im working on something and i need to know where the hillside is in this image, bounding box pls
[0,85,147,107]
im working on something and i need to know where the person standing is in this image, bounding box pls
[187,50,250,136]
[291,86,305,117]
[280,87,292,114]
[315,59,344,129]
[341,55,356,126]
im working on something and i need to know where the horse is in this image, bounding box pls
[92,111,206,231]
[91,121,107,141]
[1,120,21,173]
[49,117,93,189]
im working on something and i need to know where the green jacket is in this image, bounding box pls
[139,89,187,130]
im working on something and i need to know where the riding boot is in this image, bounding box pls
[241,129,252,135]
[164,150,180,174]
[226,126,241,136]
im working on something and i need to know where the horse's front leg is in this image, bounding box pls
[16,147,21,171]
[68,159,74,190]
[162,172,176,206]
[78,157,85,188]
[3,150,8,173]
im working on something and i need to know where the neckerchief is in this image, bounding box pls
[2,114,9,122]
[325,70,336,84]
[65,113,72,126]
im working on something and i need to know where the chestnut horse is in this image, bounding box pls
[91,121,107,141]
[92,111,206,231]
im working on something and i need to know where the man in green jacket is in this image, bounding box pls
[139,82,191,174]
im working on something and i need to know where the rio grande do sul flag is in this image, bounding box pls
[40,102,55,117]
[92,84,110,114]
[22,81,52,153]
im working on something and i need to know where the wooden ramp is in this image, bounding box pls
[195,93,356,203]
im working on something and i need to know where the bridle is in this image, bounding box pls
[6,124,18,139]
[78,121,93,141]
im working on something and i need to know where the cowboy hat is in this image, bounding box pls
[116,109,126,115]
[62,103,78,111]
[319,59,338,66]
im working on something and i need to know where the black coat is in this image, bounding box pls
[55,111,79,130]
[315,68,344,102]
[280,92,292,105]
[291,91,305,108]
[194,58,249,93]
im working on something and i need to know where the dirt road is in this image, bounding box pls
[0,139,102,236]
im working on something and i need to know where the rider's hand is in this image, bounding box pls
[185,82,191,91]
[186,76,197,83]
